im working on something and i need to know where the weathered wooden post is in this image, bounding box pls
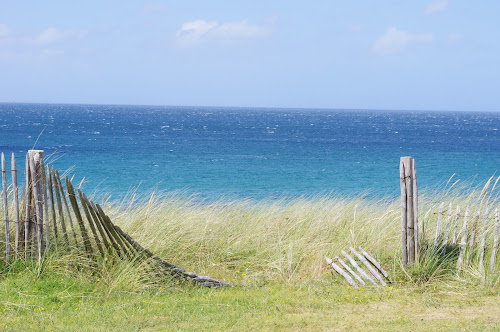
[2,153,11,261]
[12,154,20,259]
[27,150,45,261]
[400,157,418,265]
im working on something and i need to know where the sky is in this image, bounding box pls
[0,1,499,111]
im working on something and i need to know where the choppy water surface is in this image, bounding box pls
[0,103,499,199]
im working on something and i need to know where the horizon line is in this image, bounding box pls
[0,101,498,114]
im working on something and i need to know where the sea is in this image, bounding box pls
[0,103,499,200]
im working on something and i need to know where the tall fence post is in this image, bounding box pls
[27,150,45,261]
[2,153,11,261]
[400,156,418,265]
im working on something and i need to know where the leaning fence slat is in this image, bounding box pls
[83,194,116,254]
[80,194,113,255]
[452,206,461,246]
[111,221,137,253]
[350,247,386,286]
[478,208,490,269]
[358,246,389,280]
[2,152,11,261]
[113,223,229,287]
[99,207,136,255]
[52,169,73,247]
[11,153,20,259]
[89,201,122,256]
[341,250,377,285]
[434,202,445,246]
[114,226,156,261]
[335,256,365,286]
[57,172,79,247]
[78,189,105,257]
[65,177,94,258]
[95,204,131,257]
[490,209,499,273]
[46,166,59,242]
[457,206,470,270]
[326,257,359,288]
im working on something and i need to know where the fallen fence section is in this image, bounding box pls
[326,246,390,288]
[1,150,229,288]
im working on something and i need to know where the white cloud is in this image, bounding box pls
[175,19,271,46]
[141,4,166,15]
[373,27,434,55]
[349,25,362,33]
[425,0,449,15]
[0,23,9,37]
[31,27,87,45]
[41,49,64,56]
[448,33,462,42]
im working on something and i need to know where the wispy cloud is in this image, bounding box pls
[41,49,65,56]
[349,24,362,33]
[141,4,166,15]
[448,33,462,42]
[30,27,88,45]
[0,23,9,37]
[425,0,449,15]
[175,19,272,46]
[373,27,434,55]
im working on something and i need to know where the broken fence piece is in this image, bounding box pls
[335,256,365,286]
[325,257,359,288]
[341,250,377,286]
[328,248,389,287]
[350,247,387,286]
[358,246,389,280]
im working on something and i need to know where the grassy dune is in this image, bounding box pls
[1,182,499,330]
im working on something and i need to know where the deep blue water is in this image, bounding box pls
[0,103,499,200]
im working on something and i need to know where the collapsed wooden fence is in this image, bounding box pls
[1,150,228,288]
[326,246,390,288]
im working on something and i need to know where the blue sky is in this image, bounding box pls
[0,1,499,111]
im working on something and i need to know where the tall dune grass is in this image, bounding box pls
[1,177,500,288]
[92,177,499,287]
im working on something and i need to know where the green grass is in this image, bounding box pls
[1,181,500,330]
[0,267,499,331]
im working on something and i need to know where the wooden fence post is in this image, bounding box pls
[27,150,45,261]
[12,154,20,259]
[1,153,11,261]
[400,157,418,265]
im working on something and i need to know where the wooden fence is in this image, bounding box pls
[433,203,499,273]
[1,150,228,287]
[400,156,499,273]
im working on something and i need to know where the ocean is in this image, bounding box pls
[0,103,499,200]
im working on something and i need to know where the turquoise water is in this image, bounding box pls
[1,103,499,199]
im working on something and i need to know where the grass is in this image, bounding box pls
[0,266,499,331]
[1,180,500,330]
